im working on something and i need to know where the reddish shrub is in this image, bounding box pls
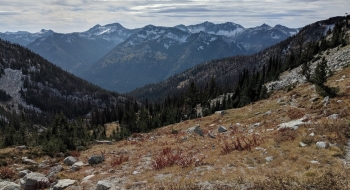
[110,155,129,167]
[0,167,15,179]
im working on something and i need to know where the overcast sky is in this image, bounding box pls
[0,0,348,33]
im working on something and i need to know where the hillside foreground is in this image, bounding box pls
[1,45,350,189]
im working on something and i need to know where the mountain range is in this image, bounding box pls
[1,22,299,92]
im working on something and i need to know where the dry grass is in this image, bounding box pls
[3,45,350,189]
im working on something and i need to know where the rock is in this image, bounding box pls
[299,142,308,147]
[21,157,37,165]
[50,165,63,174]
[88,155,104,165]
[63,156,77,166]
[208,132,216,139]
[309,132,315,137]
[316,141,328,149]
[96,180,112,190]
[71,161,84,171]
[215,110,226,115]
[0,181,20,190]
[310,160,320,164]
[52,179,76,190]
[266,128,274,132]
[218,126,227,133]
[277,116,309,130]
[253,123,260,127]
[322,96,329,103]
[56,152,65,157]
[132,171,140,175]
[187,124,204,137]
[81,175,95,183]
[95,140,113,145]
[265,156,274,162]
[263,110,272,116]
[15,145,26,150]
[327,114,339,120]
[18,169,31,178]
[20,172,49,189]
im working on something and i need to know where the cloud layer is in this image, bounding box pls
[0,0,348,33]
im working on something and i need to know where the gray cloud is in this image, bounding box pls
[0,0,348,33]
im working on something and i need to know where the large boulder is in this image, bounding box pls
[0,181,20,190]
[63,156,77,166]
[187,124,204,137]
[96,180,113,190]
[52,179,76,190]
[20,172,49,189]
[88,155,104,165]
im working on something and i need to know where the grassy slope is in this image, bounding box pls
[1,46,350,189]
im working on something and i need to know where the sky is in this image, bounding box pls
[0,0,348,33]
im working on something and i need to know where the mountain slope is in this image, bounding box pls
[26,23,138,75]
[128,16,346,101]
[0,39,127,126]
[0,29,54,46]
[82,22,298,92]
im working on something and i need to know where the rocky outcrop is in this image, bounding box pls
[21,157,37,165]
[218,126,227,133]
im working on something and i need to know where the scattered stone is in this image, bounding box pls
[71,161,84,171]
[255,112,260,116]
[299,142,308,147]
[309,132,315,137]
[56,152,64,157]
[15,145,26,150]
[21,157,37,165]
[265,156,274,162]
[254,123,260,127]
[208,132,216,139]
[88,155,104,165]
[18,169,31,178]
[328,114,339,120]
[337,100,343,103]
[215,110,226,115]
[316,141,328,149]
[0,181,20,190]
[266,128,274,132]
[96,180,112,190]
[310,160,320,164]
[322,96,329,103]
[81,175,95,183]
[50,165,63,174]
[20,172,49,189]
[187,124,204,137]
[63,156,77,166]
[52,179,76,190]
[277,115,309,130]
[95,140,113,145]
[218,126,227,133]
[263,110,272,116]
[132,171,140,175]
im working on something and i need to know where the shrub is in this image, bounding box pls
[0,167,16,179]
[110,155,129,167]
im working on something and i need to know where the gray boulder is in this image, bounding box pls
[88,155,104,165]
[63,156,77,166]
[20,172,49,189]
[0,181,20,190]
[96,180,113,190]
[187,124,203,137]
[71,161,84,171]
[52,179,76,190]
[316,141,328,149]
[327,114,339,120]
[218,126,227,133]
